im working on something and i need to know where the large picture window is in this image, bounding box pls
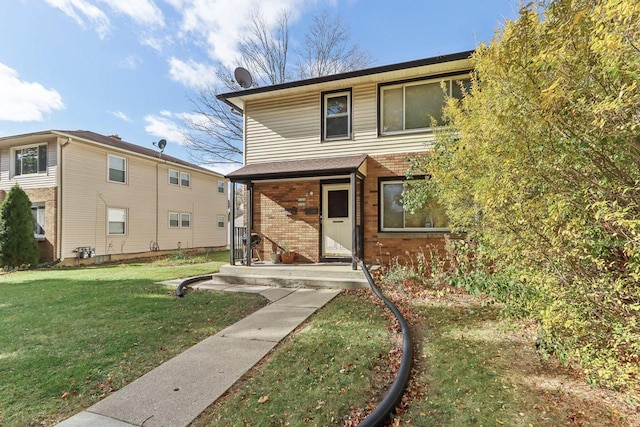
[323,90,351,140]
[14,144,47,176]
[380,76,470,134]
[108,155,126,183]
[107,208,127,235]
[380,180,449,232]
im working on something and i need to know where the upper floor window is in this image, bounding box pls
[14,144,47,176]
[180,172,190,187]
[169,169,190,187]
[169,169,179,185]
[323,90,351,140]
[380,179,449,232]
[107,207,127,235]
[379,76,470,135]
[108,155,126,183]
[217,181,225,193]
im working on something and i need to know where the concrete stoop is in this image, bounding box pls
[211,263,371,289]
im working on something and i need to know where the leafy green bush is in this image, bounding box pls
[405,0,640,390]
[0,184,39,269]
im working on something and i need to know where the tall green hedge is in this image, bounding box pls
[0,185,39,269]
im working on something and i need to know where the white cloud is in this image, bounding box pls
[168,57,217,88]
[45,0,110,38]
[110,110,133,122]
[118,54,142,69]
[144,110,201,144]
[45,0,164,38]
[168,0,308,67]
[102,0,165,27]
[0,63,64,122]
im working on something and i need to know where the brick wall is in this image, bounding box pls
[253,180,321,262]
[24,187,57,262]
[362,153,449,265]
[250,152,453,266]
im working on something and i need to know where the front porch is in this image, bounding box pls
[210,262,372,289]
[228,154,368,270]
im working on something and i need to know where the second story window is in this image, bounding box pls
[379,76,470,135]
[108,155,126,183]
[323,90,351,140]
[180,172,190,187]
[15,144,47,176]
[217,181,225,193]
[169,169,179,185]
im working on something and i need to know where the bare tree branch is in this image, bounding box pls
[183,8,372,165]
[296,10,373,79]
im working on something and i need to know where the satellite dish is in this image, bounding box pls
[153,139,167,156]
[234,67,253,88]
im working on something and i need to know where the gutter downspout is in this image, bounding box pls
[57,137,71,260]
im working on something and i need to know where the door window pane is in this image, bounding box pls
[328,190,349,218]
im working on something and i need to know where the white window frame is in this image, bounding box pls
[31,204,46,240]
[169,211,191,228]
[323,90,351,141]
[217,181,225,193]
[217,215,225,228]
[169,211,180,228]
[107,207,127,235]
[13,143,47,177]
[379,180,449,232]
[379,74,470,135]
[180,213,191,228]
[169,169,179,185]
[107,154,127,184]
[180,172,190,187]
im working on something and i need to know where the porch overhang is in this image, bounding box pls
[228,154,367,270]
[226,154,368,183]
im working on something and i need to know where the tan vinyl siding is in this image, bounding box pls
[244,80,438,165]
[60,142,227,259]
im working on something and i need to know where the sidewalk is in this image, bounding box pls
[56,282,341,427]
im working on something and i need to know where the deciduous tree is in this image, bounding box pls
[407,0,640,389]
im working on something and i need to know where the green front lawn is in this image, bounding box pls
[0,251,267,426]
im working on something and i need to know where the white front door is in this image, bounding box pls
[322,183,352,257]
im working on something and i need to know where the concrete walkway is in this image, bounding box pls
[56,281,341,427]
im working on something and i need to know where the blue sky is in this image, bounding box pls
[0,0,519,174]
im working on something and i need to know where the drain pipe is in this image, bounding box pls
[356,258,413,427]
[175,275,213,297]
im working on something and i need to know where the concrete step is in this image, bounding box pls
[213,263,372,289]
[210,273,368,290]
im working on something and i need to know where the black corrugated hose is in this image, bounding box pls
[175,275,213,297]
[356,258,413,427]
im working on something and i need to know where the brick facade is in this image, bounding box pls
[24,187,57,262]
[250,152,450,265]
[363,153,448,265]
[253,180,321,262]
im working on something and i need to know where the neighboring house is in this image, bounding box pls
[218,51,472,268]
[0,130,228,265]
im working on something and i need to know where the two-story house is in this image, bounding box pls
[0,130,228,265]
[219,51,472,268]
